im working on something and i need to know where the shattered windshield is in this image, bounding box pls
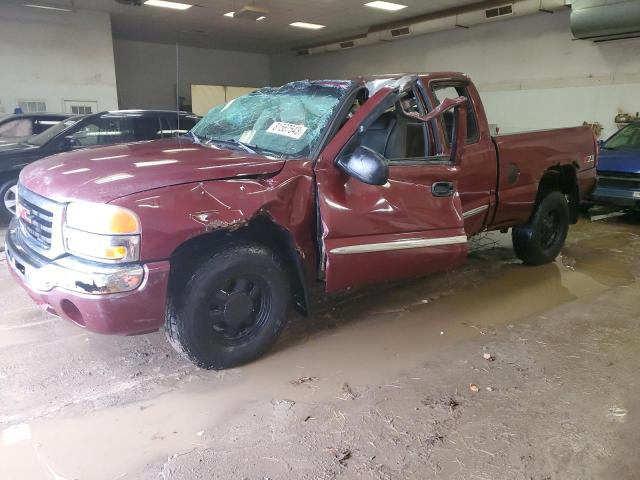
[603,123,640,151]
[192,80,351,158]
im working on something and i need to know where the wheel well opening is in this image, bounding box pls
[169,215,309,315]
[537,165,579,223]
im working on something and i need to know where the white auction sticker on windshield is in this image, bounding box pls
[266,121,308,140]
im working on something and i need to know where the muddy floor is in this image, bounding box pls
[1,214,639,480]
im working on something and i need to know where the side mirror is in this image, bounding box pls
[61,135,77,151]
[597,139,604,147]
[336,145,389,186]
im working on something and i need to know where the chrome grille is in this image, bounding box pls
[17,184,66,260]
[597,171,640,190]
[19,194,53,249]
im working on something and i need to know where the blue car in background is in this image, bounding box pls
[593,122,640,210]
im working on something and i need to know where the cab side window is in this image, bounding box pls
[71,117,134,146]
[32,119,50,135]
[432,84,479,144]
[131,116,162,141]
[347,90,430,162]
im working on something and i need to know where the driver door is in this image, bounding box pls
[315,83,469,292]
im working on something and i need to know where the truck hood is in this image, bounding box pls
[20,138,286,204]
[597,149,640,175]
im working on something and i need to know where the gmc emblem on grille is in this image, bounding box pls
[17,204,32,224]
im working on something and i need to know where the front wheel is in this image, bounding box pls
[0,180,18,223]
[512,191,570,265]
[165,243,291,370]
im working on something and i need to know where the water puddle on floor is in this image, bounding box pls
[1,218,638,479]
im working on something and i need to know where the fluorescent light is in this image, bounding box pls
[364,1,407,11]
[225,11,266,21]
[24,4,72,12]
[144,0,192,10]
[290,21,325,30]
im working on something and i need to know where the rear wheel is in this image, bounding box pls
[512,191,569,265]
[0,180,18,223]
[165,243,290,370]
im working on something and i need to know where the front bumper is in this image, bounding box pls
[5,219,170,335]
[592,186,640,209]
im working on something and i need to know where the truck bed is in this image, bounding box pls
[490,126,597,228]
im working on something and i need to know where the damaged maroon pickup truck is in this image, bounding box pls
[6,73,597,369]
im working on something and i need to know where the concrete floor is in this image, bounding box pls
[1,215,639,479]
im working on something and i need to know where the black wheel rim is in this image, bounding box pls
[540,210,561,249]
[207,276,271,346]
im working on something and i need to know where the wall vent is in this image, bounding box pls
[339,40,355,49]
[390,26,411,38]
[485,4,513,19]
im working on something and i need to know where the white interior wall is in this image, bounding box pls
[271,10,640,138]
[0,6,118,115]
[113,40,270,111]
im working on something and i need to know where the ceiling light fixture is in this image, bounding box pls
[143,0,192,11]
[229,6,268,21]
[364,1,408,11]
[24,3,72,12]
[290,21,325,30]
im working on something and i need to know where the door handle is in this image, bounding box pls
[431,181,455,197]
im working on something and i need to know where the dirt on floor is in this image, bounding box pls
[1,214,639,479]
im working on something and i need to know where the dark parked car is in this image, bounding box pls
[593,122,640,209]
[0,113,72,140]
[0,110,200,220]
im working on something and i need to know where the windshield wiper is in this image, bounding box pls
[187,130,199,142]
[204,138,257,155]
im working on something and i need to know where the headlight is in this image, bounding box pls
[65,202,140,235]
[64,202,141,263]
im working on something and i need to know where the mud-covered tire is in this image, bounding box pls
[0,180,17,223]
[165,243,290,370]
[512,191,570,266]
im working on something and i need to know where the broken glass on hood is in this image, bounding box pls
[192,80,352,159]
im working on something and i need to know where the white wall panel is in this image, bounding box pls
[0,6,118,115]
[114,40,269,111]
[271,10,640,138]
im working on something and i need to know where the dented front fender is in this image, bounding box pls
[110,160,318,276]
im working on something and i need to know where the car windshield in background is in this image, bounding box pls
[603,123,640,151]
[191,81,351,158]
[27,116,82,147]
